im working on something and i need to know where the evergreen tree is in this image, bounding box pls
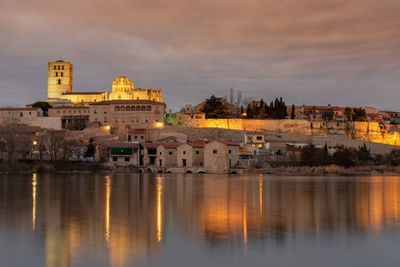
[201,95,228,118]
[290,104,295,119]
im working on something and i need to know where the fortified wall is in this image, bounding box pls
[182,117,400,146]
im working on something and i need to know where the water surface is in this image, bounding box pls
[1,174,400,267]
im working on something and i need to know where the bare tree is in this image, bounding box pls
[236,90,243,107]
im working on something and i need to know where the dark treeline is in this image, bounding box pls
[244,98,288,119]
[300,143,400,167]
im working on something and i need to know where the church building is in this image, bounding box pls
[47,60,163,105]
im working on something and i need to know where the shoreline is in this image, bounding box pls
[1,162,400,176]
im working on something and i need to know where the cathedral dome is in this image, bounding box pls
[112,76,135,93]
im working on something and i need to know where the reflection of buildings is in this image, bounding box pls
[2,175,400,265]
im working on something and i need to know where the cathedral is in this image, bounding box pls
[47,60,163,105]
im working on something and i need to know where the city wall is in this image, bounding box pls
[184,118,400,146]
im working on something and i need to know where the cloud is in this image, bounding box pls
[0,0,400,109]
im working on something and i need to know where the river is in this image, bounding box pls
[1,174,400,267]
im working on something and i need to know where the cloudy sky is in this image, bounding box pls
[1,0,400,110]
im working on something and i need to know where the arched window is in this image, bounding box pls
[146,105,151,111]
[53,66,56,70]
[120,106,125,111]
[115,106,120,111]
[57,65,60,70]
[131,106,136,111]
[57,79,61,84]
[126,106,130,111]
[141,106,146,111]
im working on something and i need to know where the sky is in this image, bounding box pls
[1,0,400,111]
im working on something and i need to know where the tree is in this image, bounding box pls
[290,104,295,119]
[201,95,228,118]
[245,103,254,119]
[332,146,357,167]
[357,143,370,162]
[32,101,52,116]
[352,108,367,121]
[301,143,320,166]
[344,107,353,121]
[322,143,331,165]
[85,138,96,158]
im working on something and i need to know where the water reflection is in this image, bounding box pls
[1,174,400,266]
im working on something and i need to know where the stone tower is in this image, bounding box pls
[47,60,73,99]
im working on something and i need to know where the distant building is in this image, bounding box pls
[47,60,163,105]
[48,106,89,130]
[89,100,166,129]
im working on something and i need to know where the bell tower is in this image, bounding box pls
[47,60,73,99]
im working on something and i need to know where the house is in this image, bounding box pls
[204,140,240,173]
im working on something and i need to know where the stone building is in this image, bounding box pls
[177,143,193,168]
[156,144,179,168]
[89,100,166,129]
[47,60,163,105]
[48,106,89,130]
[204,141,240,173]
[0,107,42,125]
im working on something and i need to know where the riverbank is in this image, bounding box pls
[1,162,400,176]
[260,165,400,176]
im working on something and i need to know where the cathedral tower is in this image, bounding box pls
[47,60,73,99]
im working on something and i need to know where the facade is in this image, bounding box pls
[177,143,193,168]
[0,108,43,125]
[156,144,179,168]
[48,106,89,130]
[244,132,265,148]
[89,100,166,129]
[47,60,163,105]
[204,141,240,173]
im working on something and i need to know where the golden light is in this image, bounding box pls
[154,122,164,128]
[33,141,37,145]
[242,112,247,117]
[104,125,111,131]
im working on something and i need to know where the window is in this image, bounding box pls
[140,136,144,139]
[113,157,117,162]
[134,136,138,139]
[141,106,146,111]
[62,65,64,70]
[55,72,58,77]
[115,106,120,111]
[183,159,187,167]
[125,157,130,162]
[229,150,232,154]
[57,65,60,70]
[159,159,163,167]
[183,151,186,155]
[196,150,199,154]
[20,112,23,117]
[256,136,263,140]
[213,150,218,154]
[146,106,151,111]
[128,135,131,141]
[29,112,31,115]
[57,79,61,84]
[200,162,203,166]
[169,151,173,155]
[61,72,63,77]
[53,66,56,70]
[159,151,162,155]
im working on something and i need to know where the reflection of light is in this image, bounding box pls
[259,176,263,215]
[243,185,247,246]
[32,173,37,231]
[105,176,111,242]
[156,176,163,242]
